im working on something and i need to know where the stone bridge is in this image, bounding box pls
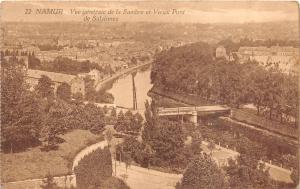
[157,105,231,124]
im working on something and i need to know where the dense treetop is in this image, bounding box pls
[151,42,298,124]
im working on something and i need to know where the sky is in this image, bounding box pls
[0,1,299,23]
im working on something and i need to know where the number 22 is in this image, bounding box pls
[25,9,32,14]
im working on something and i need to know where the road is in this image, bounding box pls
[114,161,182,189]
[201,141,293,183]
[72,126,293,189]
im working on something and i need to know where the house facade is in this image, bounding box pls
[236,46,299,74]
[26,69,85,96]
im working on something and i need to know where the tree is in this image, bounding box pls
[147,119,185,167]
[291,168,299,186]
[95,91,114,104]
[123,152,133,172]
[207,140,216,154]
[224,154,275,189]
[40,101,72,149]
[110,108,117,117]
[130,113,143,132]
[84,76,96,102]
[131,56,138,65]
[142,100,158,144]
[177,154,225,189]
[105,128,114,147]
[114,111,125,132]
[28,53,41,69]
[122,110,133,133]
[141,143,155,168]
[190,130,202,155]
[1,61,42,152]
[35,75,55,100]
[151,42,298,126]
[74,147,112,189]
[119,136,144,165]
[103,105,108,114]
[83,103,105,133]
[56,82,71,101]
[115,110,143,133]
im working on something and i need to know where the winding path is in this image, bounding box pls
[115,162,182,189]
[72,131,292,189]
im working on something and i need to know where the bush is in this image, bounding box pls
[74,147,112,189]
[177,154,225,189]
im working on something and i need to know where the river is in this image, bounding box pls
[107,68,153,111]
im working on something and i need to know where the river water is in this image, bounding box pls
[107,68,153,111]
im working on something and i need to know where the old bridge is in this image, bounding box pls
[157,105,231,124]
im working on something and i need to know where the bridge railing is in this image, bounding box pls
[158,106,230,114]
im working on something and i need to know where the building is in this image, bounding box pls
[69,76,85,95]
[216,46,227,58]
[122,63,129,69]
[237,46,299,59]
[26,69,85,96]
[78,69,103,85]
[87,69,102,83]
[237,45,299,74]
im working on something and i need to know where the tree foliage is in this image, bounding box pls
[28,55,114,76]
[177,154,225,189]
[1,59,108,152]
[1,61,42,152]
[114,110,143,133]
[224,154,277,189]
[151,42,298,124]
[74,147,112,189]
[56,82,71,101]
[35,75,55,100]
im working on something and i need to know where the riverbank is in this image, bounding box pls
[96,62,152,92]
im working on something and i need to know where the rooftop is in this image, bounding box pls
[27,69,76,84]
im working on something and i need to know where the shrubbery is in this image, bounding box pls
[74,147,112,189]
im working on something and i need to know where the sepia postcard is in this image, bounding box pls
[0,1,299,189]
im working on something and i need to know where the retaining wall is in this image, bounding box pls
[2,174,76,189]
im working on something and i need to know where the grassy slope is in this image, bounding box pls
[2,129,103,182]
[232,108,297,139]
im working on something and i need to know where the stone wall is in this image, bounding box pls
[2,174,76,189]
